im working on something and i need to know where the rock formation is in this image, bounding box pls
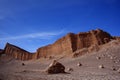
[3,43,34,60]
[2,29,118,60]
[35,29,113,59]
[46,60,65,74]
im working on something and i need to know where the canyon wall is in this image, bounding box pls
[3,29,115,60]
[35,29,113,59]
[34,33,73,59]
[4,43,34,60]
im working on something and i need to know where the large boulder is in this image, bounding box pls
[46,60,65,74]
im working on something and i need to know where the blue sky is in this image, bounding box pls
[0,0,120,52]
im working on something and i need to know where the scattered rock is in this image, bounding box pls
[99,65,104,69]
[112,66,117,71]
[117,69,120,73]
[77,62,82,66]
[113,60,118,64]
[112,67,117,71]
[96,56,101,60]
[22,63,25,66]
[110,56,113,60]
[67,68,73,71]
[116,60,120,63]
[46,60,65,74]
[101,54,106,57]
[23,70,27,72]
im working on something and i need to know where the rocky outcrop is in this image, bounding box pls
[45,60,65,74]
[4,43,34,60]
[113,36,120,41]
[35,29,113,59]
[2,29,117,60]
[34,33,73,59]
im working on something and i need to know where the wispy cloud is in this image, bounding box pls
[0,30,64,40]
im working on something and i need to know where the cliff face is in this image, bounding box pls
[35,29,113,59]
[4,43,34,60]
[34,33,73,59]
[3,29,115,60]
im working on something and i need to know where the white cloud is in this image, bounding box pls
[0,30,64,40]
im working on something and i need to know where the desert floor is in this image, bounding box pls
[0,40,120,80]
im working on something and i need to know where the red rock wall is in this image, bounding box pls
[4,43,34,60]
[35,29,113,59]
[72,29,112,50]
[34,33,73,59]
[3,29,114,60]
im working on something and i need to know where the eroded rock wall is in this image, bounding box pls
[2,29,114,60]
[4,43,34,60]
[34,33,73,59]
[35,29,113,59]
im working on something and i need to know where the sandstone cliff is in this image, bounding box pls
[35,29,113,59]
[3,29,117,60]
[4,43,34,60]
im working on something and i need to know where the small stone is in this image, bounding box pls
[96,56,101,60]
[22,63,25,66]
[77,62,82,66]
[117,69,120,73]
[112,68,117,71]
[99,65,104,69]
[110,56,113,60]
[23,70,27,72]
[67,68,73,71]
[115,61,118,64]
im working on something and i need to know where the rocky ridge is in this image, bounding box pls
[1,29,119,60]
[3,43,34,60]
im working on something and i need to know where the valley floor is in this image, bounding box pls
[0,40,120,80]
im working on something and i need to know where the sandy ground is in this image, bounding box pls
[0,40,120,80]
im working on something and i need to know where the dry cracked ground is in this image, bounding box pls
[0,40,120,80]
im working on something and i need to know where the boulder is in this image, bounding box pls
[46,60,65,74]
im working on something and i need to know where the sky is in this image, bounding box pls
[0,0,120,52]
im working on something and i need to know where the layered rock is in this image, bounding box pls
[2,29,116,60]
[113,36,120,41]
[4,43,34,60]
[35,29,113,59]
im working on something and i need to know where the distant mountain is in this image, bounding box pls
[2,29,120,60]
